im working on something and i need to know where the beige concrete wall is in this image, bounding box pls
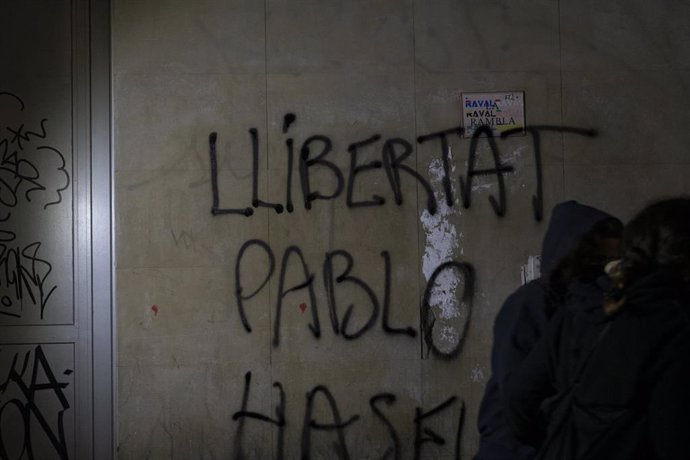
[114,1,690,458]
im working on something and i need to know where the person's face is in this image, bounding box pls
[598,237,622,265]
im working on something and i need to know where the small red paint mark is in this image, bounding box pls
[151,305,159,316]
[299,303,307,313]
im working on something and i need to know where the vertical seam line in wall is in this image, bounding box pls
[264,0,274,370]
[410,0,424,361]
[558,0,566,194]
[264,0,270,172]
[264,2,275,456]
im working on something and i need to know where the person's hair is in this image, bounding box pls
[617,197,690,287]
[549,216,623,300]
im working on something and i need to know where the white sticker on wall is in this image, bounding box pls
[462,91,525,138]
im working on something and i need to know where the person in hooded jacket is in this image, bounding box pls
[504,197,690,460]
[475,201,622,460]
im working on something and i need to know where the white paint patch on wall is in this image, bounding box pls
[420,150,461,323]
[438,325,460,344]
[520,255,541,285]
[471,364,486,385]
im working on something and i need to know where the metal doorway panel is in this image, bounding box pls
[0,0,113,458]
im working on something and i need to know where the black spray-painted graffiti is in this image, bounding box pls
[0,230,56,320]
[0,345,72,459]
[235,239,474,357]
[232,371,465,460]
[0,92,70,221]
[209,114,597,221]
[213,116,598,359]
[0,91,70,320]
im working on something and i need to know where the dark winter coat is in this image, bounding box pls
[504,270,690,460]
[475,201,617,460]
